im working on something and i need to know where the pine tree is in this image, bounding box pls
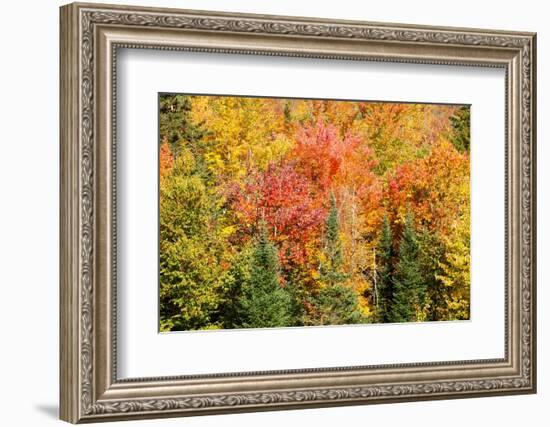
[320,193,347,286]
[390,211,425,323]
[239,223,292,328]
[159,148,227,331]
[283,101,292,127]
[313,193,364,325]
[377,215,395,322]
[215,245,252,329]
[159,94,208,159]
[418,229,446,321]
[449,106,470,153]
[314,285,365,325]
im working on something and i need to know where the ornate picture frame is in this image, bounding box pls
[60,2,536,423]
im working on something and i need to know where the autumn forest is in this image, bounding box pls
[159,94,471,331]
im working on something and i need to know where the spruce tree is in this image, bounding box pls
[239,223,292,328]
[159,148,226,331]
[159,94,208,159]
[314,193,364,325]
[390,211,425,323]
[320,193,346,285]
[377,215,395,322]
[283,101,292,126]
[449,106,471,153]
[215,245,252,329]
[417,229,446,321]
[314,285,365,325]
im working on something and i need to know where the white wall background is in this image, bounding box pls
[0,0,545,425]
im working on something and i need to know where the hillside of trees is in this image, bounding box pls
[159,94,470,331]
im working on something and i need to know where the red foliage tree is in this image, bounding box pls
[292,120,349,194]
[230,162,326,269]
[159,139,173,180]
[385,139,469,235]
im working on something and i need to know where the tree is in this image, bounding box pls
[292,120,348,194]
[214,245,252,329]
[390,211,425,322]
[311,194,365,325]
[417,229,446,321]
[351,103,457,174]
[159,148,229,331]
[386,139,469,237]
[239,223,293,328]
[436,202,471,320]
[190,96,291,180]
[319,193,347,286]
[376,215,395,322]
[230,162,325,270]
[159,140,173,180]
[159,94,207,158]
[448,106,471,153]
[312,285,366,325]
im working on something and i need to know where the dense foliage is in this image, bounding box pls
[159,94,471,331]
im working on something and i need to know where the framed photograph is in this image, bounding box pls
[60,2,537,423]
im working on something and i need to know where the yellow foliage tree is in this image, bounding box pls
[191,96,292,180]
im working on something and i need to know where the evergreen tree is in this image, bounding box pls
[283,265,313,327]
[390,211,425,323]
[214,246,252,329]
[449,106,470,153]
[320,193,347,286]
[239,223,292,328]
[283,101,292,126]
[159,94,208,159]
[313,193,364,325]
[377,215,395,322]
[418,229,446,321]
[159,148,227,331]
[314,285,365,325]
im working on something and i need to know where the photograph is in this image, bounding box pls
[159,94,471,332]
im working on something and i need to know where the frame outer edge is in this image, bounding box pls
[60,3,81,424]
[528,33,537,393]
[68,1,536,37]
[60,2,537,422]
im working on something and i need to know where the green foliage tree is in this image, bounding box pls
[418,229,446,321]
[320,193,347,286]
[313,285,365,325]
[159,94,208,159]
[213,246,252,329]
[283,265,315,327]
[312,194,365,325]
[283,101,292,126]
[390,211,426,323]
[449,106,471,153]
[376,215,395,322]
[239,224,293,328]
[159,148,228,331]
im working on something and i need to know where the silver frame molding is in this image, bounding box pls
[60,2,537,423]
